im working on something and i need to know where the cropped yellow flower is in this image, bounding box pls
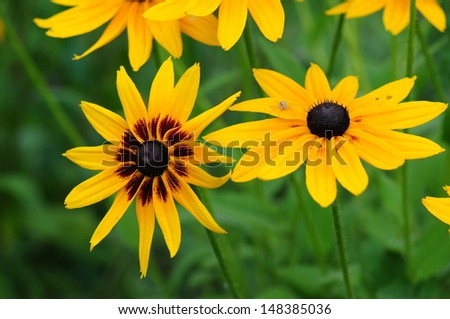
[34,0,219,71]
[144,0,285,50]
[423,187,450,226]
[326,0,446,35]
[205,64,446,207]
[64,58,240,277]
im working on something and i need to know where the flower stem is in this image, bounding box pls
[327,15,345,77]
[332,199,354,298]
[289,174,327,273]
[195,187,246,299]
[401,0,417,277]
[243,22,259,69]
[3,14,84,147]
[416,25,447,102]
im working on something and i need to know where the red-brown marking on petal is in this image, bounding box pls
[148,116,159,140]
[172,143,194,158]
[156,176,168,202]
[172,160,188,177]
[138,177,154,206]
[158,116,181,139]
[115,165,137,178]
[134,119,149,141]
[165,170,181,192]
[122,130,141,150]
[125,172,145,200]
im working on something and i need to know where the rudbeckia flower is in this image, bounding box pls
[143,0,285,50]
[423,187,450,225]
[326,0,446,35]
[34,0,219,71]
[64,58,240,277]
[204,64,446,207]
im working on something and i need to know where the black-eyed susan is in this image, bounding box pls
[204,64,447,207]
[423,187,450,225]
[143,0,285,50]
[64,58,240,277]
[326,0,446,35]
[34,0,219,71]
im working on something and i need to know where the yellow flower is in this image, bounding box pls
[64,58,240,277]
[34,0,219,71]
[143,0,285,50]
[423,187,450,225]
[204,64,446,207]
[326,0,446,35]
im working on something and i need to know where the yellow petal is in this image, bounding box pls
[73,3,129,60]
[330,136,368,196]
[305,140,337,207]
[127,3,153,71]
[349,76,416,116]
[190,142,235,164]
[65,168,129,209]
[248,0,284,42]
[135,199,156,278]
[183,163,231,188]
[231,146,267,182]
[148,20,182,58]
[362,125,445,159]
[153,178,181,258]
[362,101,447,129]
[231,97,307,119]
[143,0,188,20]
[417,0,446,32]
[182,92,241,138]
[253,68,314,108]
[257,133,313,180]
[204,117,298,148]
[170,63,200,123]
[171,179,226,233]
[80,101,128,142]
[383,0,410,35]
[116,66,148,139]
[148,57,174,120]
[305,63,332,101]
[180,15,220,46]
[35,0,122,38]
[345,128,404,169]
[90,188,134,250]
[218,0,248,50]
[422,196,450,225]
[63,145,119,170]
[444,185,450,197]
[186,0,221,16]
[326,1,351,15]
[330,76,359,106]
[345,0,385,18]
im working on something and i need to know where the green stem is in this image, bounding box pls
[4,15,84,147]
[401,0,416,277]
[243,23,259,69]
[289,174,327,273]
[327,15,345,77]
[195,187,246,299]
[416,24,447,102]
[332,200,354,298]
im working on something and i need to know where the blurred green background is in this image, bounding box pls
[2,0,450,298]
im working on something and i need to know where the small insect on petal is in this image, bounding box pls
[279,101,287,110]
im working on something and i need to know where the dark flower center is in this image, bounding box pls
[306,101,350,140]
[136,140,169,177]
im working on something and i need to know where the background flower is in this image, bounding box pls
[34,0,219,71]
[144,0,285,50]
[326,0,446,35]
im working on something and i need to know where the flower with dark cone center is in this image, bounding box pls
[136,140,169,177]
[307,101,350,140]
